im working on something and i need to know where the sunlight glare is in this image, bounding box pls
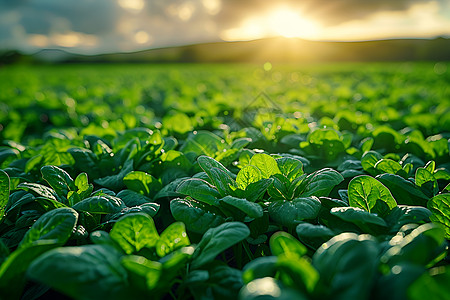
[221,6,320,41]
[268,8,319,38]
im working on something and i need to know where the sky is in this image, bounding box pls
[1,0,450,54]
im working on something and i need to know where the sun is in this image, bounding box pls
[266,8,319,38]
[221,7,320,41]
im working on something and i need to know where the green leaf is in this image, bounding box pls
[19,207,78,249]
[73,172,93,200]
[375,158,405,176]
[180,130,222,156]
[17,182,57,201]
[187,264,244,300]
[277,254,319,293]
[331,207,388,227]
[27,244,129,300]
[276,157,304,181]
[384,206,432,232]
[106,203,160,222]
[160,246,194,281]
[374,262,426,300]
[90,230,120,248]
[239,277,308,300]
[156,222,190,257]
[110,213,160,255]
[202,265,244,300]
[0,240,59,299]
[296,223,335,249]
[415,167,438,197]
[313,233,379,300]
[242,256,278,284]
[249,153,281,179]
[244,178,273,202]
[116,189,153,207]
[208,167,237,197]
[72,194,125,214]
[197,155,236,180]
[434,169,450,181]
[191,222,250,269]
[415,167,436,187]
[121,255,162,290]
[123,171,162,197]
[408,266,450,300]
[0,170,9,221]
[268,197,321,227]
[382,223,446,267]
[297,168,344,198]
[427,193,450,239]
[268,174,292,200]
[376,173,429,206]
[41,165,75,198]
[269,231,307,258]
[425,161,436,173]
[348,175,397,217]
[170,198,225,234]
[219,196,263,219]
[176,178,221,206]
[94,159,134,191]
[361,150,383,176]
[236,165,262,190]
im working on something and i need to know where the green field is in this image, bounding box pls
[0,62,449,299]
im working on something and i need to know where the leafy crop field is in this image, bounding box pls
[0,62,449,299]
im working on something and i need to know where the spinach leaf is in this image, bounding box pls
[156,222,190,257]
[110,213,159,255]
[269,231,307,258]
[348,175,397,217]
[381,223,446,268]
[0,240,58,299]
[191,222,250,269]
[269,197,321,227]
[219,196,263,219]
[296,223,335,249]
[41,165,76,198]
[0,170,9,221]
[312,233,379,300]
[361,150,383,176]
[249,153,281,179]
[427,193,450,239]
[408,266,450,300]
[239,277,308,300]
[376,173,429,206]
[276,157,304,182]
[242,256,278,283]
[176,178,221,206]
[27,244,129,300]
[236,165,262,190]
[123,171,162,197]
[19,207,78,248]
[296,168,344,198]
[72,194,125,214]
[170,198,225,234]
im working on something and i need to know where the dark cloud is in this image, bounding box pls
[2,0,118,35]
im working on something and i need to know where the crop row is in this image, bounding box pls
[0,63,449,299]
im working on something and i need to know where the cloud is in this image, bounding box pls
[216,0,445,26]
[0,0,448,53]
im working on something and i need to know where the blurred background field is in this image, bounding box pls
[1,62,449,144]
